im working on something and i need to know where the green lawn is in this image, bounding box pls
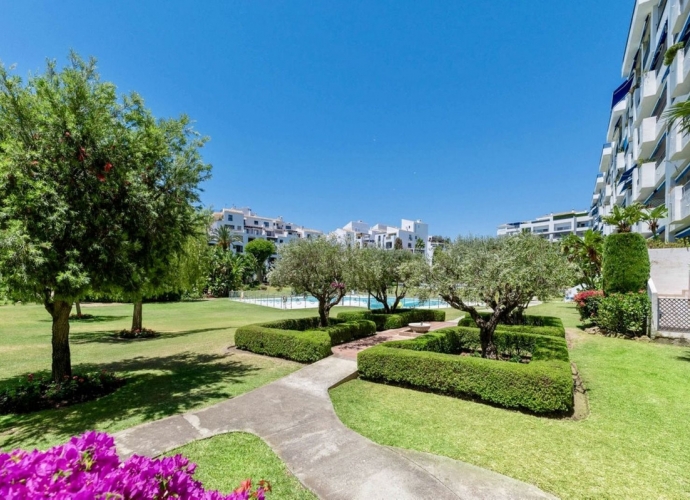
[0,300,362,451]
[167,432,315,499]
[330,302,690,499]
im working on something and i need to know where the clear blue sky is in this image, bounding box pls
[2,1,631,236]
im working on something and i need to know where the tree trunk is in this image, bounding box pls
[50,300,73,382]
[318,300,329,328]
[75,301,82,318]
[132,301,143,331]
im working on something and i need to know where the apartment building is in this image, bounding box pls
[592,0,690,240]
[497,210,593,242]
[211,207,322,253]
[331,219,431,256]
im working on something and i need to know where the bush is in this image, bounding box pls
[602,233,650,294]
[235,317,376,362]
[0,371,124,414]
[596,292,650,336]
[574,290,604,321]
[337,309,446,331]
[358,326,572,414]
[118,328,159,339]
[0,431,270,499]
[457,313,565,338]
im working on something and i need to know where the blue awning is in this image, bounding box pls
[675,163,690,183]
[675,225,690,239]
[643,181,665,205]
[612,76,634,108]
[619,166,636,183]
[680,15,690,44]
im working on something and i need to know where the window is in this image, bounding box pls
[263,221,269,228]
[408,243,412,248]
[286,225,292,230]
[228,225,235,230]
[254,220,259,225]
[279,239,283,243]
[227,214,233,221]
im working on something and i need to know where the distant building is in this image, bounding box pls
[497,210,593,242]
[331,219,431,257]
[211,207,322,253]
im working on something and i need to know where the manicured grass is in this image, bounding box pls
[330,302,690,499]
[167,432,316,499]
[0,300,362,451]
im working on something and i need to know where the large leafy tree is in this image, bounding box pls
[245,239,276,283]
[269,237,347,326]
[561,230,604,290]
[0,54,210,380]
[418,234,572,358]
[348,248,423,313]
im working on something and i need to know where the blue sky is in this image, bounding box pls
[2,1,631,236]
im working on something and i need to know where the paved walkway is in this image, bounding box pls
[114,356,556,499]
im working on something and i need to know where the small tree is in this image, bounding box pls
[561,230,604,290]
[420,234,572,357]
[212,225,242,251]
[348,248,423,313]
[642,205,668,239]
[414,237,425,253]
[394,237,403,250]
[269,238,347,326]
[602,204,644,233]
[245,239,276,283]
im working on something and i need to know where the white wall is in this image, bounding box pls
[649,248,690,296]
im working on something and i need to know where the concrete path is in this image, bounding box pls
[114,357,556,500]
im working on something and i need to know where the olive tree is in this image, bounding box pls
[348,247,423,313]
[0,54,210,380]
[420,234,572,358]
[269,237,347,326]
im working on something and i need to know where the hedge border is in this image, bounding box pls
[457,313,565,338]
[358,324,572,414]
[337,309,446,331]
[235,317,376,363]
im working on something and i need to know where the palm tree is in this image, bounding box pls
[601,204,644,233]
[211,225,242,251]
[642,205,668,239]
[665,100,690,135]
[561,230,604,290]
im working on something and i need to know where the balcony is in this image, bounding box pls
[599,143,613,172]
[623,0,657,74]
[671,185,690,226]
[613,151,626,171]
[603,184,613,202]
[616,181,628,202]
[638,70,660,119]
[634,162,657,201]
[607,100,627,141]
[639,116,662,158]
[592,192,601,204]
[655,161,666,188]
[596,174,605,188]
[670,124,690,160]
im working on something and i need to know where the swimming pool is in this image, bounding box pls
[230,293,449,310]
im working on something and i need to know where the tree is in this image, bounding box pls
[348,248,423,313]
[665,98,690,135]
[394,237,403,250]
[561,230,604,290]
[245,239,276,282]
[0,54,210,381]
[602,204,644,233]
[269,238,347,327]
[414,237,425,253]
[418,234,572,358]
[642,205,668,239]
[206,246,244,297]
[212,224,242,251]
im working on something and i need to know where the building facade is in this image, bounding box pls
[497,210,593,242]
[211,207,322,253]
[331,219,431,257]
[592,0,690,240]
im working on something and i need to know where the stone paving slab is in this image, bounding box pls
[114,356,556,499]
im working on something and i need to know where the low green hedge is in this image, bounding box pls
[337,309,446,331]
[235,317,376,363]
[358,326,572,414]
[457,313,565,338]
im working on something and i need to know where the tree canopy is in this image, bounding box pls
[245,238,276,282]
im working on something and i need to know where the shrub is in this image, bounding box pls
[0,371,124,415]
[235,317,376,362]
[574,290,604,321]
[0,431,270,499]
[596,292,650,336]
[602,233,650,294]
[118,328,159,339]
[457,313,565,338]
[358,326,572,414]
[337,309,446,331]
[69,313,95,320]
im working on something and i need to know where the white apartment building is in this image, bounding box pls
[592,0,690,241]
[331,219,431,256]
[211,207,322,253]
[497,210,593,242]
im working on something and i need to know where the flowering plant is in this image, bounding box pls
[0,371,124,414]
[330,281,345,290]
[0,431,271,499]
[573,290,604,321]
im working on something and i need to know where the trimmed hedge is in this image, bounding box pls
[457,313,565,338]
[337,309,446,331]
[602,233,650,294]
[235,317,376,363]
[358,326,572,413]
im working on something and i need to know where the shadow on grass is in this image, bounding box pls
[70,327,231,345]
[0,351,259,450]
[39,315,130,324]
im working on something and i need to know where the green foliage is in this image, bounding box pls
[641,205,668,238]
[561,230,604,289]
[338,309,446,331]
[394,237,403,250]
[235,317,376,362]
[211,225,242,251]
[415,237,425,251]
[245,239,276,282]
[596,293,650,336]
[457,313,565,337]
[206,247,256,297]
[601,204,644,233]
[647,237,690,248]
[357,326,572,413]
[665,42,686,67]
[602,233,650,294]
[666,97,690,135]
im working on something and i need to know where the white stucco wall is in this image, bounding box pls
[648,248,690,296]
